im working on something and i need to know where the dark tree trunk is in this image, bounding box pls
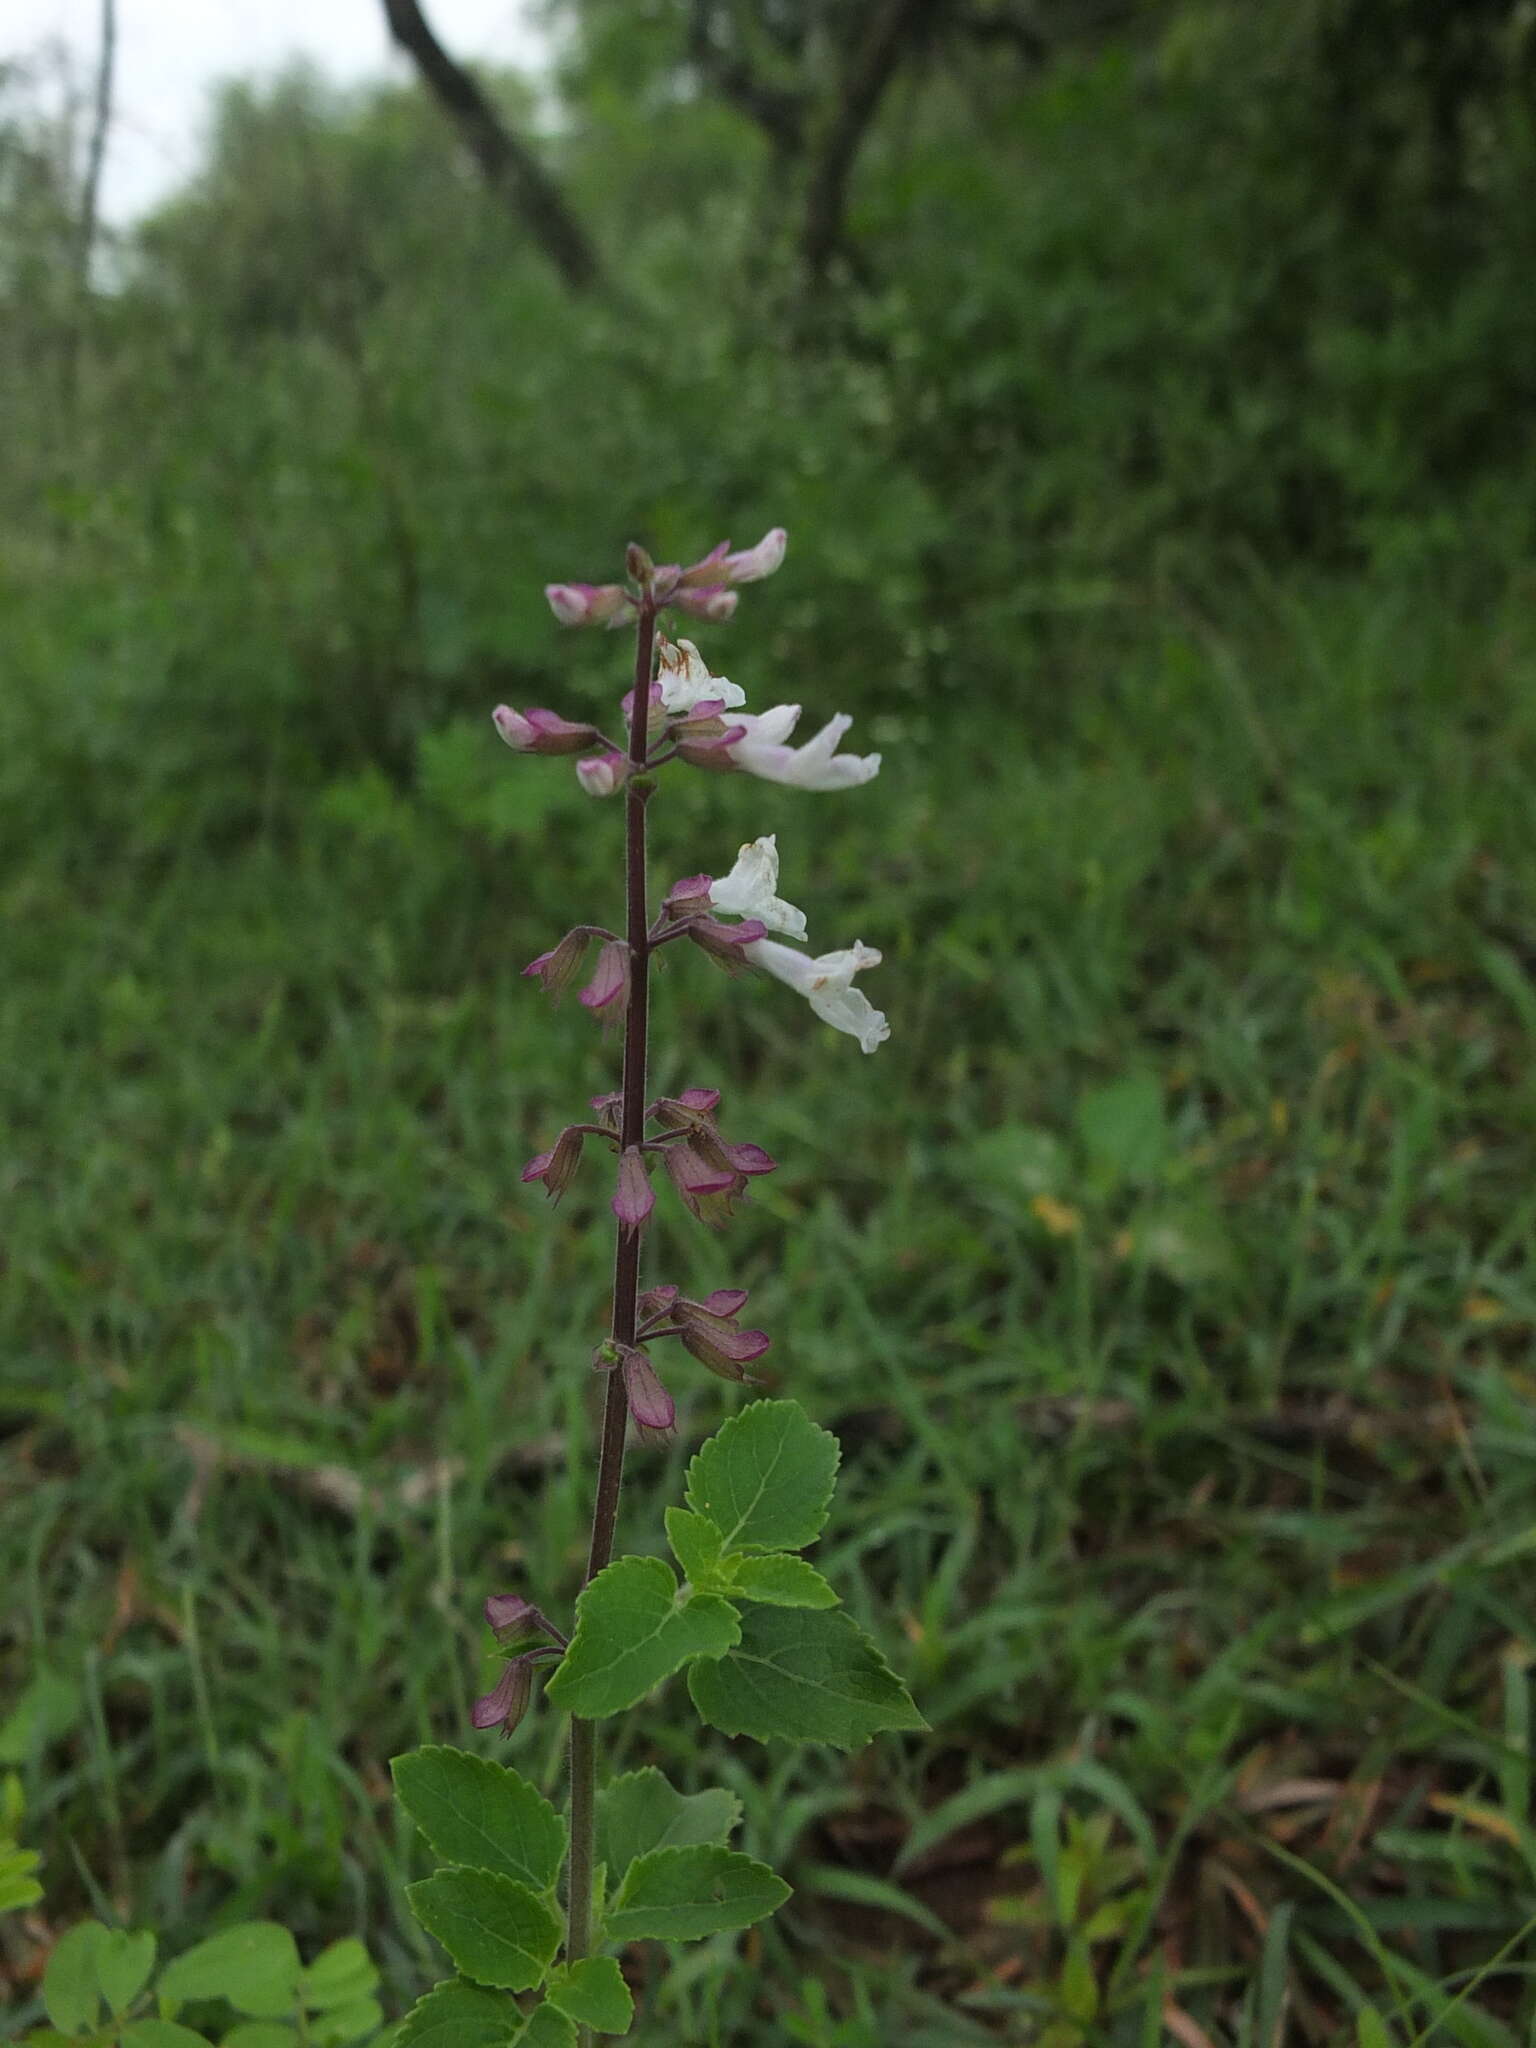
[381,0,603,295]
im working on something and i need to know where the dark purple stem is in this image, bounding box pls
[566,591,657,1976]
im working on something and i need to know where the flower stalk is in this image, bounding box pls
[565,592,657,1972]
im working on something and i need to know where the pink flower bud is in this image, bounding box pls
[663,873,713,912]
[719,528,787,585]
[663,1141,745,1227]
[545,582,630,628]
[524,928,595,1000]
[521,1125,585,1204]
[580,939,630,1014]
[576,749,627,797]
[620,1346,676,1440]
[612,1147,655,1232]
[673,586,738,622]
[471,1654,534,1734]
[493,705,602,755]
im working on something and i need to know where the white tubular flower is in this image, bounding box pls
[709,835,807,939]
[730,711,881,792]
[657,639,746,715]
[744,938,889,1053]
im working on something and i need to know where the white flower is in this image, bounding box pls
[744,938,889,1053]
[657,638,746,715]
[709,835,807,939]
[729,710,881,792]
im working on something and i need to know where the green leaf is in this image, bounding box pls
[727,1555,838,1609]
[44,1922,110,2035]
[301,1941,378,2011]
[689,1606,926,1750]
[0,1671,81,1765]
[596,1768,740,1879]
[394,1981,519,2048]
[159,1927,302,2022]
[0,1841,42,1911]
[685,1401,839,1554]
[122,2025,217,2048]
[222,2026,297,2048]
[406,1870,562,1992]
[544,1558,739,1719]
[604,1846,790,1943]
[1076,1073,1166,1186]
[1356,2013,1392,2048]
[512,2010,574,2048]
[543,1960,632,2036]
[392,1748,566,1893]
[664,1508,725,1587]
[310,2002,383,2047]
[95,1931,157,2020]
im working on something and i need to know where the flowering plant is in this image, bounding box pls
[389,533,920,2046]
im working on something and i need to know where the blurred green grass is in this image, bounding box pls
[5,567,1536,2042]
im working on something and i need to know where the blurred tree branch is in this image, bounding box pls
[381,0,603,294]
[687,1,806,157]
[800,0,943,290]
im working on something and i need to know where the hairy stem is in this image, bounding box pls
[566,595,657,1978]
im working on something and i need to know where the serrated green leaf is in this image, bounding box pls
[512,2009,574,2048]
[44,1923,110,2035]
[159,1927,301,2022]
[688,1605,925,1749]
[685,1401,839,1554]
[544,1557,739,1719]
[394,1981,518,2048]
[97,1931,157,2019]
[664,1508,725,1587]
[222,2025,296,2048]
[604,1845,790,1943]
[544,1959,632,2035]
[123,2025,218,2048]
[727,1555,838,1609]
[392,1748,566,1893]
[309,1999,382,2047]
[596,1768,740,1879]
[301,1940,377,2010]
[406,1870,561,1991]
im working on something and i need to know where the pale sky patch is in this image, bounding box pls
[8,0,549,224]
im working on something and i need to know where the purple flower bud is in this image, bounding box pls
[493,704,602,755]
[524,928,595,1000]
[679,1086,722,1114]
[484,1593,537,1638]
[679,1320,772,1381]
[580,939,630,1014]
[673,586,739,622]
[612,1147,655,1232]
[545,582,630,629]
[620,1346,676,1440]
[471,1654,534,1735]
[664,1141,745,1227]
[663,873,714,912]
[521,1125,585,1204]
[676,725,749,771]
[697,1288,749,1317]
[638,1283,680,1323]
[686,917,768,975]
[576,749,628,798]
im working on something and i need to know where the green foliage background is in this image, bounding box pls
[3,2,1536,2041]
